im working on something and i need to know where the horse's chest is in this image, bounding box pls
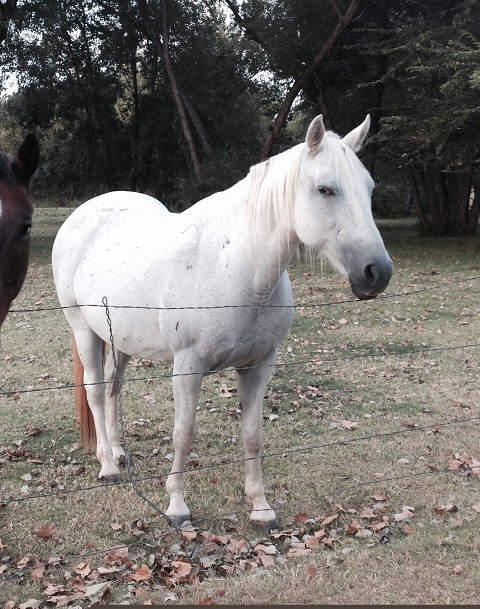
[161,301,292,370]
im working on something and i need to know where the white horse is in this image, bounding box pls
[52,115,392,530]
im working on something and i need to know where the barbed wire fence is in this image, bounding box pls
[1,274,480,586]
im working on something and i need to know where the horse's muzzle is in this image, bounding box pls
[349,259,393,301]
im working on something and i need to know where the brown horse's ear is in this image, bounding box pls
[12,133,40,189]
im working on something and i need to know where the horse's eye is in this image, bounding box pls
[318,186,334,196]
[19,224,31,238]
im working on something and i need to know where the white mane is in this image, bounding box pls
[245,131,364,247]
[246,143,303,248]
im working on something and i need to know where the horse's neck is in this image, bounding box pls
[247,231,298,301]
[183,176,298,302]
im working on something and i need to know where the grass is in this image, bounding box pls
[1,211,480,605]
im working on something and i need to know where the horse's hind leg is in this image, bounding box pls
[237,352,279,532]
[103,347,131,466]
[73,327,121,482]
[165,355,204,527]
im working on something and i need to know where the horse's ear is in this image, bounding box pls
[306,115,325,153]
[12,133,40,189]
[342,115,371,153]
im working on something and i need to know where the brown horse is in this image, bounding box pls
[0,134,40,329]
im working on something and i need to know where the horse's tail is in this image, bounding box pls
[73,337,97,450]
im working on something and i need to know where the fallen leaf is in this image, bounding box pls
[304,536,320,549]
[371,491,388,502]
[25,426,42,437]
[434,504,458,515]
[452,564,463,574]
[322,537,336,547]
[258,554,275,568]
[31,562,45,582]
[84,582,110,602]
[110,522,123,531]
[182,530,197,541]
[305,565,317,582]
[130,564,152,582]
[287,547,312,557]
[74,562,91,577]
[341,419,358,430]
[198,598,218,605]
[355,528,373,538]
[16,555,30,568]
[44,584,66,597]
[346,520,363,534]
[472,503,480,513]
[157,590,178,603]
[105,546,130,564]
[294,512,310,523]
[35,524,54,540]
[19,600,42,609]
[321,514,338,526]
[97,565,121,575]
[172,560,193,578]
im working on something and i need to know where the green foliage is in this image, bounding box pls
[0,0,479,229]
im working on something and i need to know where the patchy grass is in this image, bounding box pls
[1,212,480,605]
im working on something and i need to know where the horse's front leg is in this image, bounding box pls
[237,352,279,531]
[165,355,204,527]
[103,348,131,465]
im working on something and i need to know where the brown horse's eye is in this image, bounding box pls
[318,186,334,196]
[19,224,31,238]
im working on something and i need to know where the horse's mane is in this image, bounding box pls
[246,131,360,246]
[246,142,304,247]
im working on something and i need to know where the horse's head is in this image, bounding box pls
[294,115,392,300]
[0,134,40,329]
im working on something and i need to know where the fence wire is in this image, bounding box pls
[1,273,480,585]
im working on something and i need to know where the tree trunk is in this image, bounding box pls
[408,164,477,236]
[364,55,389,179]
[465,176,480,237]
[260,0,362,160]
[138,0,202,180]
[0,0,16,45]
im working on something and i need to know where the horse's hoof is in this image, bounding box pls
[251,518,282,534]
[166,514,191,529]
[100,473,122,484]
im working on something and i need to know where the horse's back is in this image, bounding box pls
[54,191,168,242]
[52,187,294,366]
[53,191,169,275]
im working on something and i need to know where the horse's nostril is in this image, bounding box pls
[364,263,377,284]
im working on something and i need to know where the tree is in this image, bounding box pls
[0,0,270,206]
[364,0,480,235]
[0,0,16,45]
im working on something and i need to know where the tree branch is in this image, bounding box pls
[260,0,363,160]
[137,0,202,180]
[221,0,266,47]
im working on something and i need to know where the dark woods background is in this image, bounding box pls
[1,0,479,236]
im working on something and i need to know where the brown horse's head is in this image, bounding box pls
[0,134,40,329]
